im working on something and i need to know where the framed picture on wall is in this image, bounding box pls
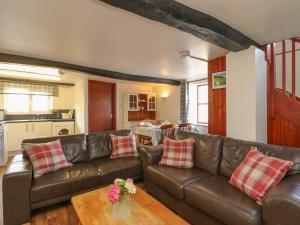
[212,71,226,89]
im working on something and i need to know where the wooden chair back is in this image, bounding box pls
[150,120,162,126]
[160,124,176,144]
[178,123,192,131]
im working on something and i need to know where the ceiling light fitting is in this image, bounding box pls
[0,63,61,80]
[180,51,208,62]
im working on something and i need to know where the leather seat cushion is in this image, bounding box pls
[147,165,211,200]
[91,157,142,184]
[185,175,262,225]
[31,162,100,203]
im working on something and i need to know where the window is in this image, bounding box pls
[4,94,53,113]
[187,81,208,125]
[32,95,52,112]
[5,94,30,113]
[197,84,208,124]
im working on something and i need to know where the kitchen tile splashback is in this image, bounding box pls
[4,109,75,121]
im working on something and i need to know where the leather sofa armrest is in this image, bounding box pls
[138,144,163,179]
[263,174,300,225]
[3,154,33,225]
[138,144,164,167]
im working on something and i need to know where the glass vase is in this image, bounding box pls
[112,195,132,219]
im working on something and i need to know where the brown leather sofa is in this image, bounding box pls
[2,129,143,225]
[140,130,300,225]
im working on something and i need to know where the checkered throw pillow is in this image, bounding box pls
[159,138,194,168]
[22,140,72,179]
[229,147,294,205]
[110,134,138,159]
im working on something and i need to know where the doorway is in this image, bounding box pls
[88,80,116,133]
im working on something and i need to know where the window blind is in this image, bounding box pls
[0,80,59,96]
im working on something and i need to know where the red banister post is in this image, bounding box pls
[282,40,286,93]
[292,40,296,99]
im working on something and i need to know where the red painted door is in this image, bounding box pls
[88,80,116,133]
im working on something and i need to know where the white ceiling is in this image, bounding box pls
[0,0,221,81]
[0,0,299,81]
[177,0,300,44]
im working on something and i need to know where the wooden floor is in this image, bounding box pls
[24,202,81,225]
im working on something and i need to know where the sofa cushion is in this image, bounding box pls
[110,134,138,159]
[185,175,261,225]
[220,137,300,178]
[176,130,223,174]
[159,138,194,168]
[230,147,294,205]
[23,139,72,178]
[91,157,142,184]
[31,162,100,203]
[147,165,211,200]
[87,130,132,160]
[23,134,88,163]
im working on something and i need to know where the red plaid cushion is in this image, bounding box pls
[159,138,194,168]
[229,147,294,205]
[110,134,138,159]
[22,140,72,178]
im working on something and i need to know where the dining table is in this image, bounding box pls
[132,125,163,145]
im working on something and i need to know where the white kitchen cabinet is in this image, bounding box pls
[128,94,139,111]
[4,123,28,152]
[29,122,52,138]
[4,121,52,151]
[147,95,156,111]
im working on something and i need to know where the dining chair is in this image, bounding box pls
[178,123,193,131]
[140,135,152,145]
[150,120,162,126]
[160,124,176,144]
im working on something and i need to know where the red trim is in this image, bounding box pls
[292,40,296,99]
[282,41,286,92]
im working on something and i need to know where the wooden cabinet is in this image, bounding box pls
[147,95,156,111]
[124,93,156,127]
[128,94,138,111]
[4,121,52,151]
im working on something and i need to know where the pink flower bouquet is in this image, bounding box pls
[107,178,136,204]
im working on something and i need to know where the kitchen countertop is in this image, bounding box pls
[0,119,75,124]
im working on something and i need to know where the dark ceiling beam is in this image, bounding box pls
[0,53,181,85]
[99,0,260,52]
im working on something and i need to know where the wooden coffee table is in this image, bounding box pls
[71,186,189,225]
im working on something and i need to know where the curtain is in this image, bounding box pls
[0,80,59,96]
[180,80,189,123]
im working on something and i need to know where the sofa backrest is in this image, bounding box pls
[176,130,223,174]
[220,137,300,177]
[87,129,132,161]
[22,134,88,163]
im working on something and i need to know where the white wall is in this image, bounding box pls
[226,46,267,142]
[53,86,75,109]
[153,84,181,124]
